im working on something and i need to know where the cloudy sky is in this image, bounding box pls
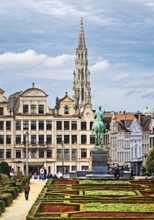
[0,0,154,112]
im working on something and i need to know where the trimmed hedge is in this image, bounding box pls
[0,200,5,214]
[3,187,18,199]
[2,193,13,207]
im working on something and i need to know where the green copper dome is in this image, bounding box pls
[143,106,152,115]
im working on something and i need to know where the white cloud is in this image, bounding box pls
[0,50,47,68]
[114,73,129,81]
[90,59,110,74]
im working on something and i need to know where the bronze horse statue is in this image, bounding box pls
[92,106,106,147]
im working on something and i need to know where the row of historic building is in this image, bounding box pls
[0,19,153,176]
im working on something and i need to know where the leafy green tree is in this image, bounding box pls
[146,147,154,174]
[0,162,11,176]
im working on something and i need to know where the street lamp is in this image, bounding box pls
[25,131,29,175]
[61,141,64,176]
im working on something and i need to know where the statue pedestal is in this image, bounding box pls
[91,148,108,174]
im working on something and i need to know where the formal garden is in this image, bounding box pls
[0,162,30,216]
[26,178,154,220]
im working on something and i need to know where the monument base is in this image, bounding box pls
[91,148,108,174]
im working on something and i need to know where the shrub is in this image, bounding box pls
[0,200,5,213]
[2,193,13,207]
[3,187,18,199]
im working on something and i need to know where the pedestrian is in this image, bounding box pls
[44,168,47,180]
[24,182,30,200]
[40,166,44,180]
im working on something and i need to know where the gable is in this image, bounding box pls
[130,118,142,133]
[21,88,47,97]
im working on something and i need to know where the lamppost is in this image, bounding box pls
[25,131,29,175]
[61,141,64,175]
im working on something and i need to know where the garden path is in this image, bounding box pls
[1,178,47,220]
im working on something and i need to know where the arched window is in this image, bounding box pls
[81,88,84,101]
[64,105,69,114]
[78,69,80,80]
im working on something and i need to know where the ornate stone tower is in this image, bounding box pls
[73,18,91,109]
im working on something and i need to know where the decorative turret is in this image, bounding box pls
[73,18,91,109]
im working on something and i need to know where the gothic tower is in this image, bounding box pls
[73,18,91,109]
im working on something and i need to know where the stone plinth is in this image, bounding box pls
[91,148,108,174]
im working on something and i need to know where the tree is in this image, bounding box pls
[0,162,11,176]
[146,147,154,174]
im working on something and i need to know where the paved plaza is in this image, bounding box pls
[1,179,47,220]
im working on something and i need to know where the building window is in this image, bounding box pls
[0,107,4,115]
[57,135,62,144]
[64,149,70,159]
[39,149,44,158]
[81,135,87,144]
[31,105,36,114]
[72,166,76,171]
[6,149,11,158]
[0,121,4,130]
[82,166,88,171]
[81,122,87,130]
[46,121,52,130]
[16,150,21,158]
[23,105,28,114]
[57,149,62,159]
[90,121,93,130]
[6,135,11,144]
[0,135,4,144]
[56,121,62,130]
[0,149,4,158]
[38,105,44,114]
[47,149,52,158]
[90,135,95,144]
[72,135,77,144]
[39,135,44,145]
[39,121,44,130]
[46,135,52,144]
[23,121,29,130]
[31,135,36,145]
[6,121,11,130]
[81,149,87,158]
[64,135,69,144]
[71,121,77,130]
[72,149,77,159]
[81,88,84,101]
[16,135,21,144]
[64,105,69,114]
[31,149,37,158]
[16,121,21,130]
[64,121,69,130]
[31,121,36,130]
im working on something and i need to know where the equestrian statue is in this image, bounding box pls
[92,106,106,148]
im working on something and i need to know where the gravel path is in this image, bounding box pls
[1,179,47,220]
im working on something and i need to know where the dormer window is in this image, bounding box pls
[0,107,3,115]
[64,105,69,115]
[23,105,28,114]
[38,105,44,114]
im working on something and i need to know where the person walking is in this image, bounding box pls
[24,182,30,200]
[40,166,44,180]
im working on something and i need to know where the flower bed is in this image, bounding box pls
[70,212,154,218]
[27,179,154,220]
[52,180,78,185]
[42,204,78,212]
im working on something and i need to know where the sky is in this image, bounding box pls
[0,0,154,113]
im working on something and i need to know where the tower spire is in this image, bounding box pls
[73,18,91,109]
[78,17,86,49]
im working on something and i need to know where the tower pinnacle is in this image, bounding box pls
[73,19,91,109]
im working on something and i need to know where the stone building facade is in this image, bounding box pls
[0,19,95,175]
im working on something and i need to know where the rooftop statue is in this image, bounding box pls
[92,106,106,148]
